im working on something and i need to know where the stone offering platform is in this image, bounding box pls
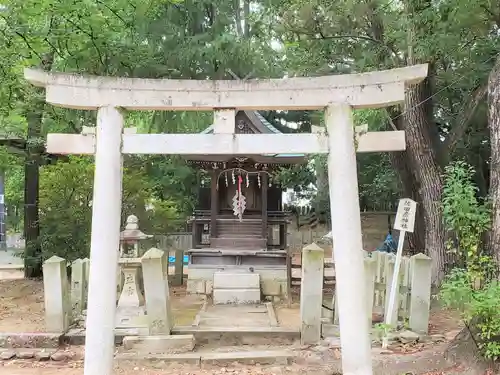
[192,302,279,328]
[115,302,300,365]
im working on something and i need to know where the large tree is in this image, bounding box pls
[269,0,499,282]
[0,0,285,270]
[487,55,500,266]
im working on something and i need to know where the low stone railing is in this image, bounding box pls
[42,248,177,334]
[298,244,433,345]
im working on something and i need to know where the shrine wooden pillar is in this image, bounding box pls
[261,173,268,241]
[210,170,218,238]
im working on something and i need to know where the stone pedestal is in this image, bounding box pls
[213,271,261,305]
[141,248,173,335]
[115,258,147,329]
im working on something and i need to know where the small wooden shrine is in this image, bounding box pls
[184,111,305,297]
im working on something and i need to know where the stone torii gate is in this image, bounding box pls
[25,64,427,375]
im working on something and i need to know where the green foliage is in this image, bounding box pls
[4,164,24,232]
[272,162,316,199]
[38,157,93,262]
[372,322,394,345]
[440,269,500,360]
[37,157,184,263]
[0,0,497,278]
[442,161,492,276]
[440,161,499,360]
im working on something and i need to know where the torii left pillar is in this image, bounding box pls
[83,106,123,375]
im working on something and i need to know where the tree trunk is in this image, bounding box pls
[234,0,243,37]
[487,55,500,267]
[24,52,54,278]
[24,95,45,278]
[387,150,426,253]
[403,78,448,283]
[243,0,250,37]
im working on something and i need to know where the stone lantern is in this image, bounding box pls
[115,215,152,332]
[119,215,153,258]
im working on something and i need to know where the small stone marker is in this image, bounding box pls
[409,253,432,333]
[141,248,173,335]
[300,243,324,345]
[43,256,70,333]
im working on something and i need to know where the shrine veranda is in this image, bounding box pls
[25,64,428,375]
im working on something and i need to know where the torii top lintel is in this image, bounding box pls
[24,65,428,111]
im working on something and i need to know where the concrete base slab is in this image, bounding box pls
[213,288,260,304]
[200,350,293,366]
[123,335,195,354]
[172,326,300,346]
[0,333,62,349]
[115,350,294,366]
[115,352,201,365]
[64,327,149,345]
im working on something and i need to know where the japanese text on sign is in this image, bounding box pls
[393,198,417,233]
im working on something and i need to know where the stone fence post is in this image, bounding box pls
[409,253,432,333]
[43,256,70,333]
[142,248,173,335]
[384,255,399,327]
[71,259,87,317]
[300,243,324,345]
[364,256,376,323]
[172,249,184,286]
[82,258,90,308]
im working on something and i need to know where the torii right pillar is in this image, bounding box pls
[326,103,372,375]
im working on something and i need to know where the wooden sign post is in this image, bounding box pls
[382,198,417,348]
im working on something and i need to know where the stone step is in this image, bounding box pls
[217,227,262,232]
[115,349,294,366]
[213,271,260,289]
[217,230,262,236]
[211,237,266,250]
[217,233,263,238]
[172,326,300,346]
[122,334,195,354]
[217,224,262,230]
[213,288,261,305]
[217,218,262,223]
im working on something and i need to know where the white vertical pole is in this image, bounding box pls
[326,103,372,375]
[382,232,405,348]
[84,106,123,375]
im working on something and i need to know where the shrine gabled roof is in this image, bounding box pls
[200,111,281,134]
[200,110,304,159]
